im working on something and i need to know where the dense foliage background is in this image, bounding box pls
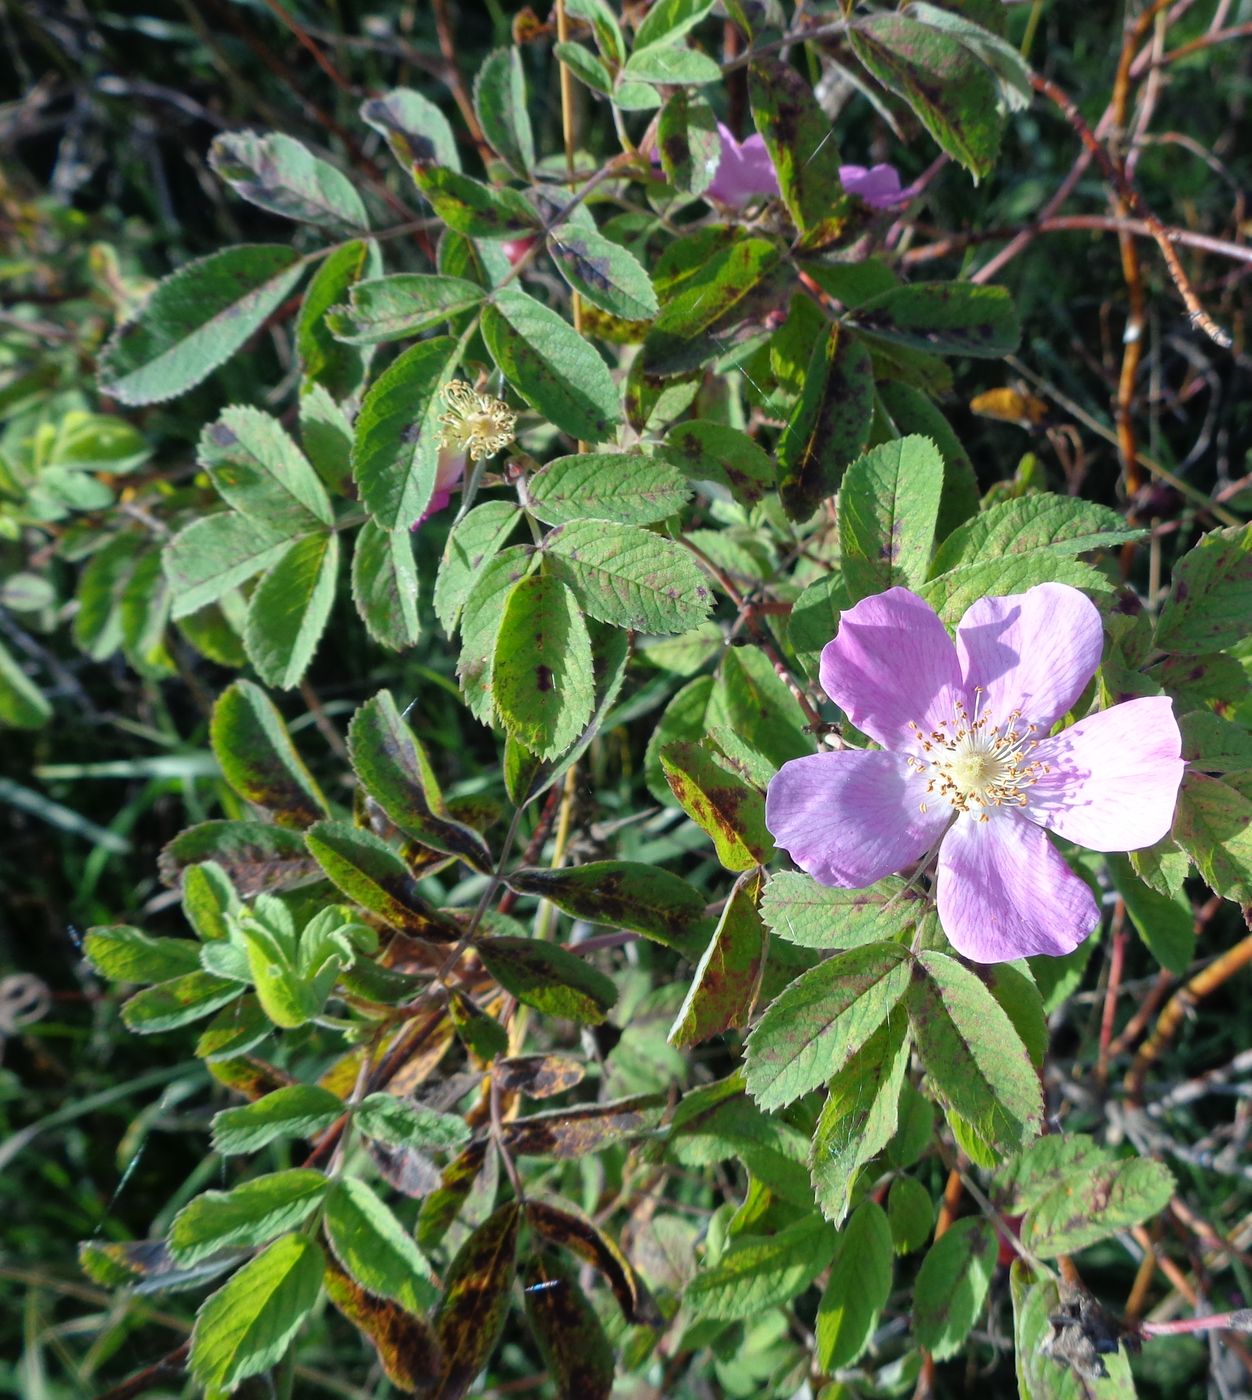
[2,0,1251,1396]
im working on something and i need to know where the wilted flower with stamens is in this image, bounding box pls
[765,584,1185,964]
[436,381,517,463]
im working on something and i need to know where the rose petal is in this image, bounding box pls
[765,748,949,888]
[1024,695,1185,852]
[955,583,1104,732]
[839,162,907,209]
[706,128,779,205]
[820,587,963,751]
[936,809,1099,962]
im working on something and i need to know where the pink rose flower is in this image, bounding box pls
[413,445,467,527]
[765,584,1185,963]
[703,123,914,210]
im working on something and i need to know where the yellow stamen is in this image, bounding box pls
[436,380,517,461]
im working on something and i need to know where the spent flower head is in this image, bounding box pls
[436,380,517,462]
[765,584,1185,964]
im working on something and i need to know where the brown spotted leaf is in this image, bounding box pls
[493,1054,585,1100]
[500,1094,664,1160]
[777,325,874,522]
[669,869,767,1047]
[432,1201,521,1399]
[521,1253,615,1399]
[492,573,595,762]
[660,739,771,872]
[159,820,318,896]
[348,690,493,871]
[476,936,617,1026]
[323,1256,441,1393]
[526,1198,655,1324]
[505,860,708,954]
[416,1140,489,1251]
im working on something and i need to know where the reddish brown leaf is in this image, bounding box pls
[526,1198,658,1325]
[432,1201,521,1399]
[521,1253,615,1400]
[323,1256,441,1393]
[668,869,767,1047]
[416,1140,489,1250]
[500,1094,664,1160]
[207,1056,297,1102]
[493,1054,585,1100]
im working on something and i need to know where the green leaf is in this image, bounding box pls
[210,130,368,230]
[412,164,540,238]
[744,943,913,1111]
[717,645,814,774]
[84,924,202,984]
[347,690,493,870]
[854,282,1020,357]
[212,1085,344,1155]
[299,384,354,494]
[849,14,1004,179]
[921,555,1108,625]
[554,41,612,95]
[506,860,708,953]
[810,1014,910,1224]
[434,501,521,635]
[243,531,339,690]
[474,47,535,176]
[995,1134,1116,1215]
[761,871,925,951]
[521,1252,615,1400]
[623,44,722,85]
[544,518,712,633]
[1106,853,1193,974]
[121,971,240,1032]
[547,226,659,322]
[565,0,625,63]
[352,335,461,529]
[687,1215,836,1321]
[361,88,460,171]
[171,1169,329,1266]
[669,870,766,1046]
[182,861,241,943]
[524,453,689,526]
[930,493,1136,576]
[72,533,141,661]
[493,573,595,761]
[1154,523,1252,655]
[433,1203,520,1397]
[328,272,485,345]
[351,519,420,651]
[356,1091,471,1153]
[657,89,721,196]
[1173,770,1252,902]
[907,950,1043,1160]
[664,419,773,506]
[297,239,380,400]
[635,0,717,47]
[887,1176,934,1254]
[482,288,622,442]
[323,1177,438,1313]
[1022,1158,1174,1259]
[642,234,782,376]
[458,546,535,721]
[840,436,944,598]
[211,679,328,827]
[99,245,305,406]
[477,935,618,1025]
[914,1218,998,1359]
[876,380,980,539]
[188,1233,323,1391]
[0,639,51,729]
[1180,711,1252,775]
[659,738,771,870]
[164,513,294,621]
[816,1202,893,1370]
[777,325,874,521]
[749,57,854,248]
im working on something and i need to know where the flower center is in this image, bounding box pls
[906,689,1048,820]
[437,380,517,461]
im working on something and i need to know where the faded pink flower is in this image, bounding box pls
[765,584,1184,963]
[704,123,914,210]
[413,444,467,527]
